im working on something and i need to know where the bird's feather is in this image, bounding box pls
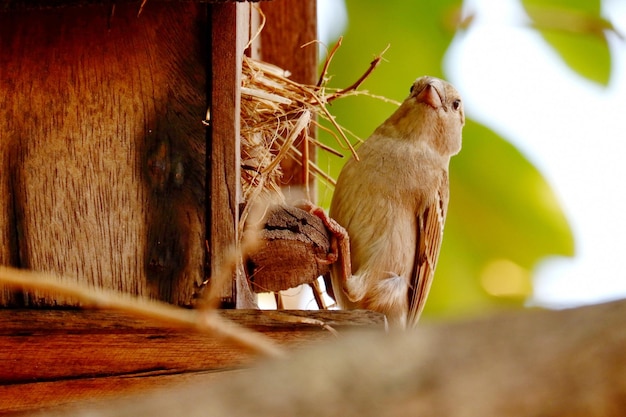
[407,174,448,327]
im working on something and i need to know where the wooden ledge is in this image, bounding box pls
[0,308,383,414]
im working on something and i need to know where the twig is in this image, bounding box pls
[317,36,343,87]
[310,92,360,161]
[307,135,344,158]
[261,110,310,175]
[264,310,339,337]
[302,121,311,200]
[0,266,284,358]
[245,5,266,52]
[273,136,337,186]
[326,44,391,103]
[137,0,148,17]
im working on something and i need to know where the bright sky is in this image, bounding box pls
[317,0,626,310]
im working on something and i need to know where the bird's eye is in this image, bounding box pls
[409,84,415,94]
[452,99,461,111]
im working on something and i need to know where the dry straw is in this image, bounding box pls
[237,37,393,215]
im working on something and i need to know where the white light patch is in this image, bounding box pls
[447,0,626,308]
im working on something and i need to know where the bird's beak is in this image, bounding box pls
[415,82,443,109]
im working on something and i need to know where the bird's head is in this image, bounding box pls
[380,76,464,157]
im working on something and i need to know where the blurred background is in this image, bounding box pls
[265,0,626,320]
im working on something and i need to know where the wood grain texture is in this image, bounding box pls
[23,300,626,417]
[0,308,384,413]
[1,0,268,12]
[0,370,245,415]
[0,3,208,306]
[208,2,256,307]
[259,0,317,196]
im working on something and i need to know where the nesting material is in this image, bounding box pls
[239,40,390,209]
[236,41,390,295]
[240,56,333,205]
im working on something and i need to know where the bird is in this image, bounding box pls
[328,76,464,328]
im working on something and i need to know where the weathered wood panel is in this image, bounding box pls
[207,2,257,307]
[259,0,317,196]
[0,308,384,414]
[0,0,268,12]
[0,3,208,306]
[28,300,626,417]
[259,0,317,86]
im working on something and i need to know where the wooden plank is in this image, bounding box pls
[23,300,626,417]
[0,308,384,414]
[259,0,317,198]
[208,2,255,307]
[0,371,208,415]
[1,0,260,12]
[259,0,317,85]
[0,3,208,307]
[0,370,247,415]
[0,309,383,382]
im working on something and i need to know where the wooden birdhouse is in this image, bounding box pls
[0,0,320,308]
[0,0,383,413]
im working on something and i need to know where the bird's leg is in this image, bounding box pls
[274,292,284,310]
[308,279,327,309]
[295,201,352,290]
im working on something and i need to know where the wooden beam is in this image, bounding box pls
[0,308,384,414]
[1,0,268,12]
[0,3,208,307]
[259,0,318,199]
[27,299,626,417]
[208,3,254,307]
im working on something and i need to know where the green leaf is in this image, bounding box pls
[521,0,613,85]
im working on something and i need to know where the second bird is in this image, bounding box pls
[329,76,465,328]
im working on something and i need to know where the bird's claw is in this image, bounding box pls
[295,200,352,284]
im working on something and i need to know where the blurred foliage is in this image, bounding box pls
[522,0,614,84]
[317,0,616,318]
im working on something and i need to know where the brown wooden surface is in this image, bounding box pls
[0,3,208,306]
[30,300,626,417]
[208,2,256,307]
[0,308,384,414]
[1,0,269,12]
[259,0,317,197]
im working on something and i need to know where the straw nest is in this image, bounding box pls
[231,41,392,295]
[236,39,391,219]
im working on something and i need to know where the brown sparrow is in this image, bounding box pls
[329,76,464,328]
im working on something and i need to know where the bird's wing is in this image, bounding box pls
[407,174,449,327]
